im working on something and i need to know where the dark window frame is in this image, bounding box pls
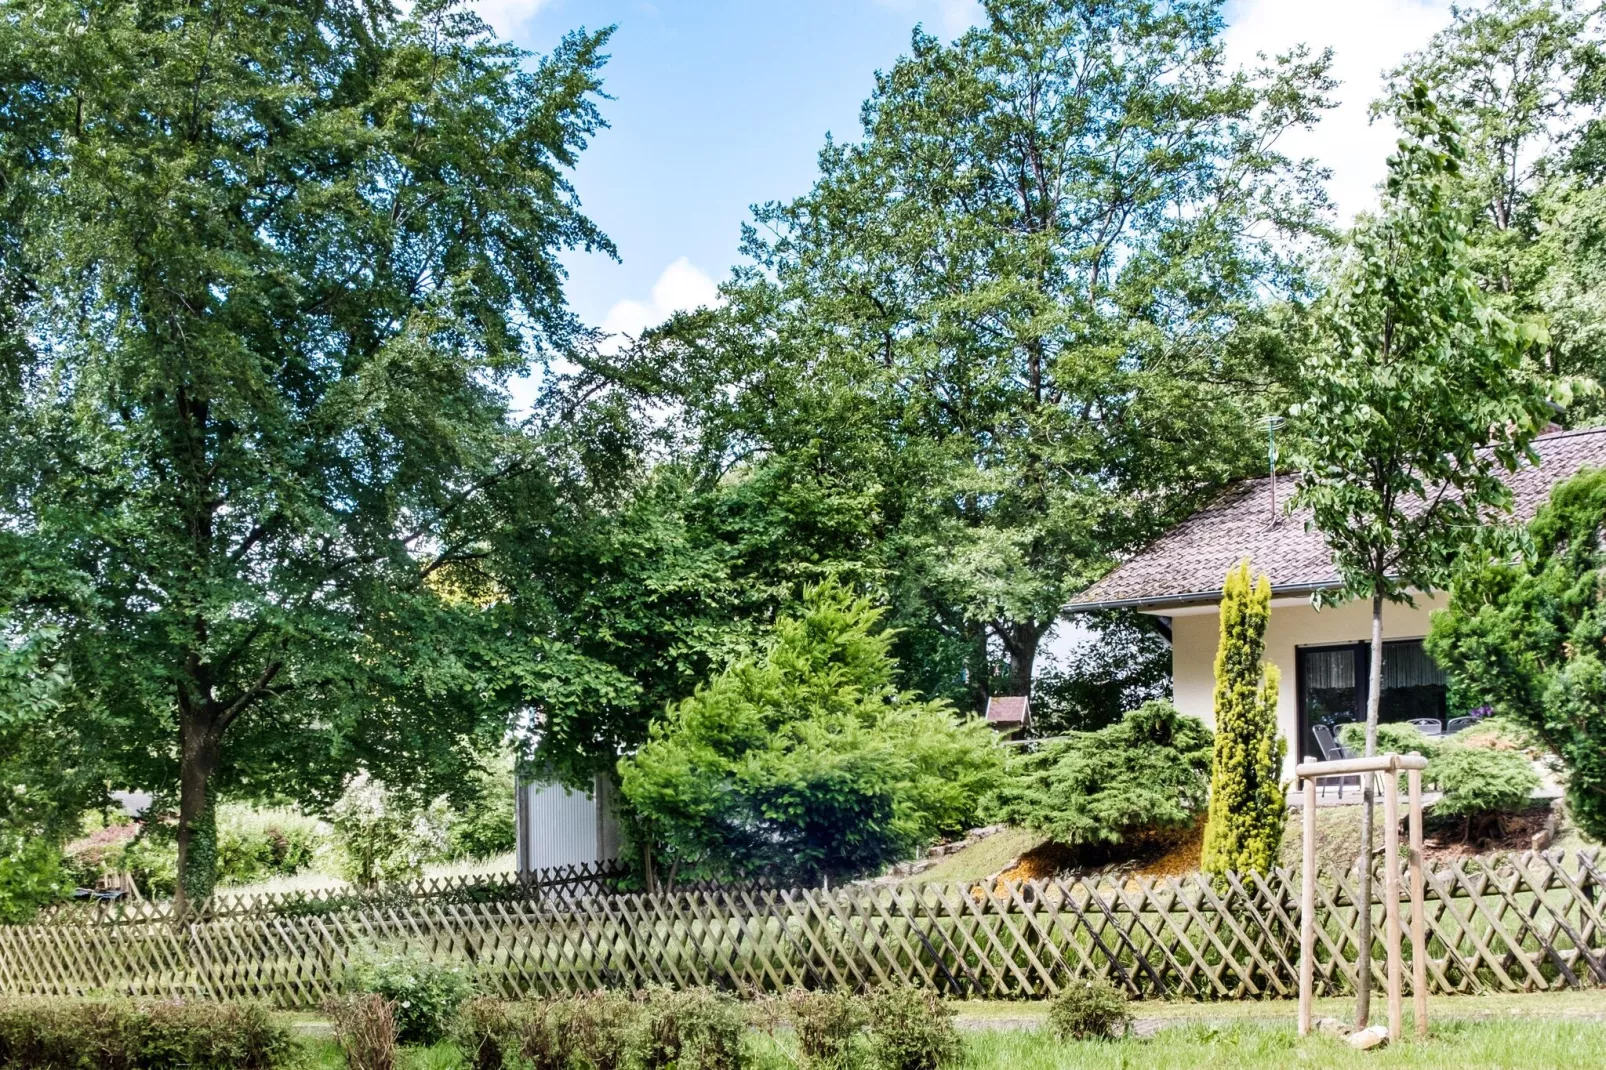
[1294,637,1446,761]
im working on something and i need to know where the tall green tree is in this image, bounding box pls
[573,0,1336,708]
[1200,561,1284,878]
[1427,469,1606,841]
[1386,0,1606,394]
[0,0,615,907]
[617,582,1002,886]
[1288,84,1562,1025]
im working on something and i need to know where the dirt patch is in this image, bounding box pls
[1420,803,1557,864]
[996,820,1204,883]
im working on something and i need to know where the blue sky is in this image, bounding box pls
[488,0,1457,355]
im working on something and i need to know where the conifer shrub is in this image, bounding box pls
[864,986,958,1070]
[1046,978,1131,1041]
[1200,561,1286,878]
[986,700,1212,846]
[1337,721,1440,759]
[0,998,291,1069]
[1429,743,1541,840]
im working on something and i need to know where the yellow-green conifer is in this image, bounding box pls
[1201,560,1286,876]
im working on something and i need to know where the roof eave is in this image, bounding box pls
[1061,581,1336,615]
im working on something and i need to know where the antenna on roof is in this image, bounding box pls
[1262,415,1285,528]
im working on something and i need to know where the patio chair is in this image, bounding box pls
[1408,717,1444,737]
[1310,724,1358,799]
[1446,716,1476,735]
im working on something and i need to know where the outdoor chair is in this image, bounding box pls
[1446,716,1476,735]
[1408,717,1443,736]
[1310,724,1359,798]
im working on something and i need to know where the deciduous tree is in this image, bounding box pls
[0,0,615,908]
[1288,83,1562,1024]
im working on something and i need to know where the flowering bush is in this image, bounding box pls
[329,776,451,887]
[342,943,474,1046]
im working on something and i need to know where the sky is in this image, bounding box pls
[483,0,1461,372]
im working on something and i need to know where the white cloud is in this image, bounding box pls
[1223,0,1455,226]
[469,0,551,38]
[874,0,985,39]
[600,257,720,350]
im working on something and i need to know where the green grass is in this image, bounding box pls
[915,828,1044,884]
[950,987,1606,1023]
[961,1018,1606,1069]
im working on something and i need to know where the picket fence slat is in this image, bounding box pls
[3,850,1603,1008]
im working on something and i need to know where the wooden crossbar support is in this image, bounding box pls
[1296,752,1429,1041]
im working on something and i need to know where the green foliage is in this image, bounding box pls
[1046,978,1132,1041]
[1385,0,1606,413]
[342,945,476,1047]
[1428,467,1606,839]
[631,988,748,1070]
[214,807,326,886]
[329,779,452,889]
[0,0,617,903]
[1026,612,1172,737]
[1337,722,1442,760]
[864,987,959,1070]
[1429,744,1542,825]
[1201,562,1286,877]
[619,582,1003,884]
[783,989,868,1070]
[565,0,1336,714]
[454,993,641,1070]
[986,701,1213,846]
[446,757,518,862]
[0,998,292,1070]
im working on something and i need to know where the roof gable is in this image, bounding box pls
[1066,427,1606,612]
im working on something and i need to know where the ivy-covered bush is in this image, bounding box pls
[1047,978,1131,1041]
[1429,743,1541,839]
[986,701,1212,846]
[0,998,291,1069]
[342,944,475,1046]
[864,986,959,1070]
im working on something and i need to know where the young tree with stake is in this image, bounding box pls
[1288,83,1564,1026]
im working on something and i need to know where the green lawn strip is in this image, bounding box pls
[951,988,1606,1025]
[913,828,1044,884]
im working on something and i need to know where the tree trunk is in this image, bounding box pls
[1002,622,1041,698]
[175,713,222,916]
[1355,593,1385,1027]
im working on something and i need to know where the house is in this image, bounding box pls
[985,695,1031,736]
[1062,427,1606,777]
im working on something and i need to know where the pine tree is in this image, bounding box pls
[1201,561,1286,877]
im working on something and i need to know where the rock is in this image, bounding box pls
[1347,1025,1389,1051]
[1314,1016,1352,1039]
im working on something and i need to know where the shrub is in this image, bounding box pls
[1429,743,1541,839]
[0,998,291,1069]
[784,989,867,1070]
[214,805,326,886]
[1337,721,1440,759]
[342,944,475,1046]
[619,582,1004,885]
[565,990,639,1070]
[446,756,518,861]
[986,700,1212,846]
[631,987,747,1070]
[454,993,640,1070]
[329,776,452,888]
[1046,978,1131,1041]
[454,998,522,1070]
[326,994,399,1070]
[864,987,958,1070]
[1201,561,1286,878]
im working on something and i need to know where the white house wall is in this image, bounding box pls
[1163,591,1446,778]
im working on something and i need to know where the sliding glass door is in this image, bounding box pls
[1295,639,1448,761]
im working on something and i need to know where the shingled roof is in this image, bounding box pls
[1065,427,1606,612]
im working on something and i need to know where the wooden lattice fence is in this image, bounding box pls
[3,850,1604,1008]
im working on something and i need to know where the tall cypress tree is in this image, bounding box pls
[1201,561,1286,877]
